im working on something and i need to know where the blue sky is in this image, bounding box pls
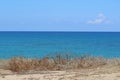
[0,0,120,31]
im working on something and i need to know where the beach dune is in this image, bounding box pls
[1,66,120,80]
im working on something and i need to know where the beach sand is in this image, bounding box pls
[0,66,120,80]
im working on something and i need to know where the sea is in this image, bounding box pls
[0,32,120,59]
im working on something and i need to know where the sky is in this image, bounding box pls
[0,0,120,31]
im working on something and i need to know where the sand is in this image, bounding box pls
[0,66,120,80]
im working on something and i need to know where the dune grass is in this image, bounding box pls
[0,54,119,72]
[5,55,108,72]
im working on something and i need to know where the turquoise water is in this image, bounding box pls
[0,32,120,58]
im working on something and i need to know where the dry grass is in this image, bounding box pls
[75,56,107,69]
[3,54,120,72]
[8,57,54,72]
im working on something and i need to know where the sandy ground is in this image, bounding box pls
[0,66,120,80]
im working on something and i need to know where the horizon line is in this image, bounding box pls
[0,31,120,32]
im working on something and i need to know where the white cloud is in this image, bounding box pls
[87,13,111,24]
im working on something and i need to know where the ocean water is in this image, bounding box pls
[0,32,120,58]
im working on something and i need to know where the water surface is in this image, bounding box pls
[0,32,120,58]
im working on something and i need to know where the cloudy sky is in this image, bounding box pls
[0,0,120,31]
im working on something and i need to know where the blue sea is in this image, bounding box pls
[0,32,120,58]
